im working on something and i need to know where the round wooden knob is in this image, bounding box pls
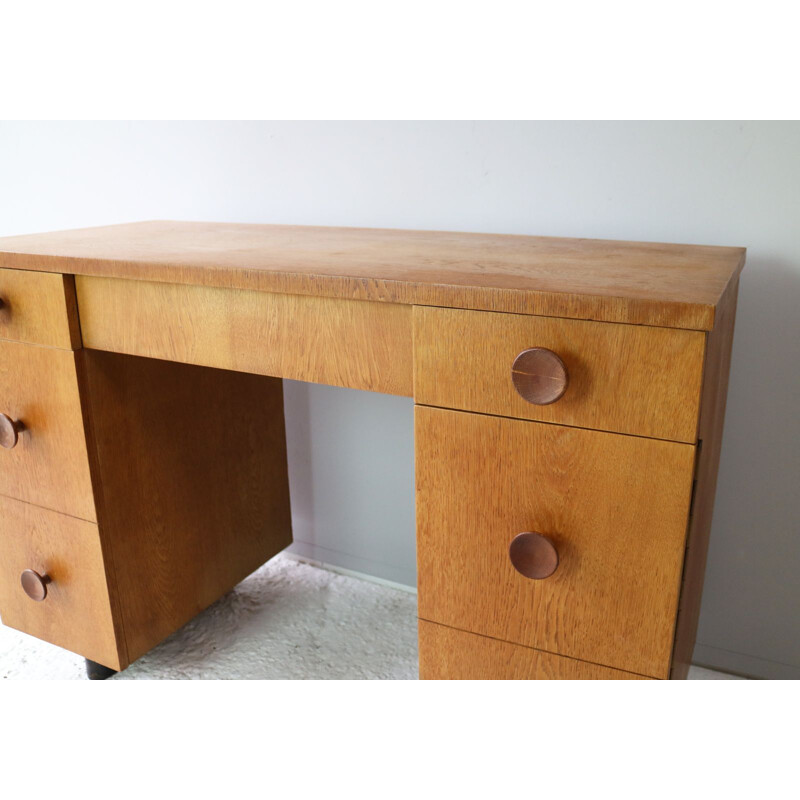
[21,569,52,602]
[509,532,559,579]
[511,348,569,405]
[0,413,24,449]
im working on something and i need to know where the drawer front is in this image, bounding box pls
[0,340,96,521]
[0,495,121,669]
[0,268,80,349]
[416,407,695,678]
[419,621,650,680]
[414,306,706,442]
[76,276,413,397]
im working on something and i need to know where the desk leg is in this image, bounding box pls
[86,659,117,680]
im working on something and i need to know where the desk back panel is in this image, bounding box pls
[75,276,413,397]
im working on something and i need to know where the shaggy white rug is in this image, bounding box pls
[0,554,739,680]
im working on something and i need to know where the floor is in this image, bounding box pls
[0,554,742,680]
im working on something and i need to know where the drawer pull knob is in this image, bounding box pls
[0,413,24,449]
[21,569,52,602]
[511,348,569,405]
[509,532,559,579]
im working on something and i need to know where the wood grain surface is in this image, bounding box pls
[414,306,706,442]
[0,340,96,520]
[0,221,745,330]
[78,350,293,665]
[0,495,121,669]
[76,276,412,396]
[0,268,81,349]
[418,621,650,680]
[670,277,740,678]
[416,406,696,678]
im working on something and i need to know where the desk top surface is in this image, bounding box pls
[0,221,744,330]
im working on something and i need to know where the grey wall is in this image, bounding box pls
[0,121,797,677]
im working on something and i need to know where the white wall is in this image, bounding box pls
[1,121,797,677]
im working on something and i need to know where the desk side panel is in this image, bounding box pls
[669,277,740,678]
[79,350,293,664]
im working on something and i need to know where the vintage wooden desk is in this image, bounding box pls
[0,222,744,680]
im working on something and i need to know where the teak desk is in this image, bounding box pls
[0,222,744,680]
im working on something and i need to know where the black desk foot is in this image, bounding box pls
[86,659,117,680]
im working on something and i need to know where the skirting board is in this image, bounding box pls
[693,644,800,680]
[286,542,416,593]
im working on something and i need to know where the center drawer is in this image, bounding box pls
[414,306,706,442]
[415,406,696,678]
[75,276,413,397]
